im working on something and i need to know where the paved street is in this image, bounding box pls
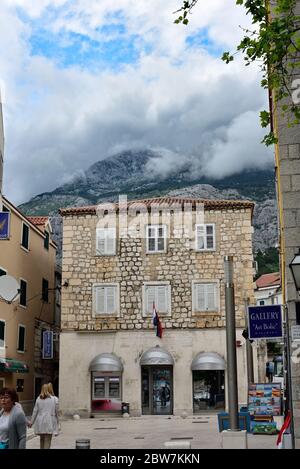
[26,414,278,449]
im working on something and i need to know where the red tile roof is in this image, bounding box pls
[59,197,255,216]
[256,272,281,289]
[27,216,49,226]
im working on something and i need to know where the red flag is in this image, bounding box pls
[277,411,291,449]
[152,302,163,339]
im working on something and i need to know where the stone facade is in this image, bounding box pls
[59,198,257,416]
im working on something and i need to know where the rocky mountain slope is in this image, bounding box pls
[19,149,278,261]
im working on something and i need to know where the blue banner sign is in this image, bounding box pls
[0,212,10,239]
[42,330,53,359]
[248,305,283,340]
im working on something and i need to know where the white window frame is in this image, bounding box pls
[192,280,220,313]
[96,228,117,256]
[92,283,120,317]
[0,319,5,350]
[17,324,26,353]
[19,278,27,308]
[195,224,216,251]
[146,225,167,254]
[20,222,30,252]
[142,281,171,318]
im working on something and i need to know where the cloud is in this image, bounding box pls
[0,1,272,205]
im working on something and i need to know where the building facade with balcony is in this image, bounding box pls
[0,199,58,414]
[59,197,257,417]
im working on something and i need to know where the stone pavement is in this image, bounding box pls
[26,414,278,449]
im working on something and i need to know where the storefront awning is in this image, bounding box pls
[89,353,123,372]
[0,358,29,373]
[191,352,225,371]
[140,346,174,366]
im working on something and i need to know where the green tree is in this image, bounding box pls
[255,246,280,278]
[175,0,300,145]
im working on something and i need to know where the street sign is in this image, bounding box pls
[42,330,53,359]
[0,212,10,239]
[291,325,300,342]
[248,305,283,340]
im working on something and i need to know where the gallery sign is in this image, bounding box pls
[0,212,10,239]
[248,305,283,340]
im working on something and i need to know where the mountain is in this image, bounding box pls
[18,149,278,259]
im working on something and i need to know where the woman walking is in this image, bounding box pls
[29,383,59,449]
[0,387,27,449]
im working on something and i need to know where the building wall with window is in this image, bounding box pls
[0,198,57,413]
[59,197,257,417]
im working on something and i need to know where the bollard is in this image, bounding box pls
[75,439,90,449]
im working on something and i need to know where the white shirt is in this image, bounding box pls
[0,413,9,442]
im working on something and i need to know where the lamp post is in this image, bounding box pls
[224,256,239,431]
[289,249,300,292]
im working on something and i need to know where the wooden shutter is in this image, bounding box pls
[206,284,216,311]
[157,285,167,313]
[96,229,106,255]
[195,283,206,311]
[196,225,205,250]
[96,228,116,255]
[106,286,116,313]
[95,286,105,314]
[146,286,156,315]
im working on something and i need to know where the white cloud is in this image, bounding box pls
[0,0,272,205]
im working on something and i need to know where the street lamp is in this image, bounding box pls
[289,249,300,291]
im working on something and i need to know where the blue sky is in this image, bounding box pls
[0,0,272,204]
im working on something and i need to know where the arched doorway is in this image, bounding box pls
[191,352,225,413]
[140,346,174,415]
[89,353,123,414]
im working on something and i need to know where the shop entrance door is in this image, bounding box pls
[193,370,225,413]
[141,366,173,415]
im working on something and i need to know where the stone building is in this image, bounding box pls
[59,196,257,417]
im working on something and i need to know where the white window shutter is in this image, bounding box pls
[196,225,205,250]
[206,284,216,311]
[96,229,106,255]
[157,286,167,313]
[196,284,206,311]
[96,287,105,314]
[106,229,116,255]
[146,286,156,315]
[106,286,116,313]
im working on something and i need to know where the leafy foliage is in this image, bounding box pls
[255,246,280,278]
[175,0,300,146]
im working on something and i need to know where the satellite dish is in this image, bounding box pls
[0,275,20,303]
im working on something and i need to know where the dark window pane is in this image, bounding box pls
[18,327,25,351]
[0,321,5,345]
[148,238,156,251]
[206,225,214,235]
[20,280,27,306]
[44,231,49,250]
[0,269,6,277]
[157,237,165,251]
[21,224,29,249]
[2,206,9,212]
[207,236,214,249]
[42,279,49,303]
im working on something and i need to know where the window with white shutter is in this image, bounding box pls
[96,228,116,255]
[193,282,218,312]
[195,224,215,251]
[93,284,119,316]
[143,283,170,316]
[146,225,167,253]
